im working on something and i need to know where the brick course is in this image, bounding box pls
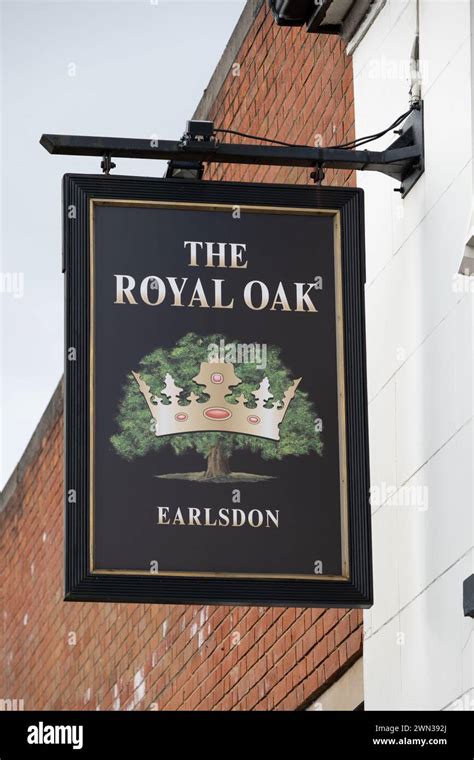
[0,2,361,711]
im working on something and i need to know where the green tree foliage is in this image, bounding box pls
[111,333,323,470]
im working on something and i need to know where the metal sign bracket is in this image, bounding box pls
[41,104,424,197]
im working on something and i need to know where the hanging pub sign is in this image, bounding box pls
[63,174,372,608]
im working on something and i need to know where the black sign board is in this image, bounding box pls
[64,174,372,607]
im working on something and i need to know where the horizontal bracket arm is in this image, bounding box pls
[40,106,424,197]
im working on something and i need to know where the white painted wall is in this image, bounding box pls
[351,0,474,710]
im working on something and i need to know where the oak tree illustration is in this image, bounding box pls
[111,333,323,480]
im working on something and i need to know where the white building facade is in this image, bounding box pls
[349,0,473,710]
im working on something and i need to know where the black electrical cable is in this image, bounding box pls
[213,127,298,148]
[334,107,414,149]
[214,106,415,152]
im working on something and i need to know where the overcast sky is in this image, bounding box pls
[0,0,246,488]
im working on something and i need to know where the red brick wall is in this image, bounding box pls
[202,3,355,188]
[0,3,362,712]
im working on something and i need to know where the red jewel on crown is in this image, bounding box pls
[204,407,232,420]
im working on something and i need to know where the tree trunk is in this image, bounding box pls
[205,439,231,478]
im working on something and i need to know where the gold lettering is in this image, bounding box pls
[114,274,137,304]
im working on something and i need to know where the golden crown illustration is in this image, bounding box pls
[132,361,301,441]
